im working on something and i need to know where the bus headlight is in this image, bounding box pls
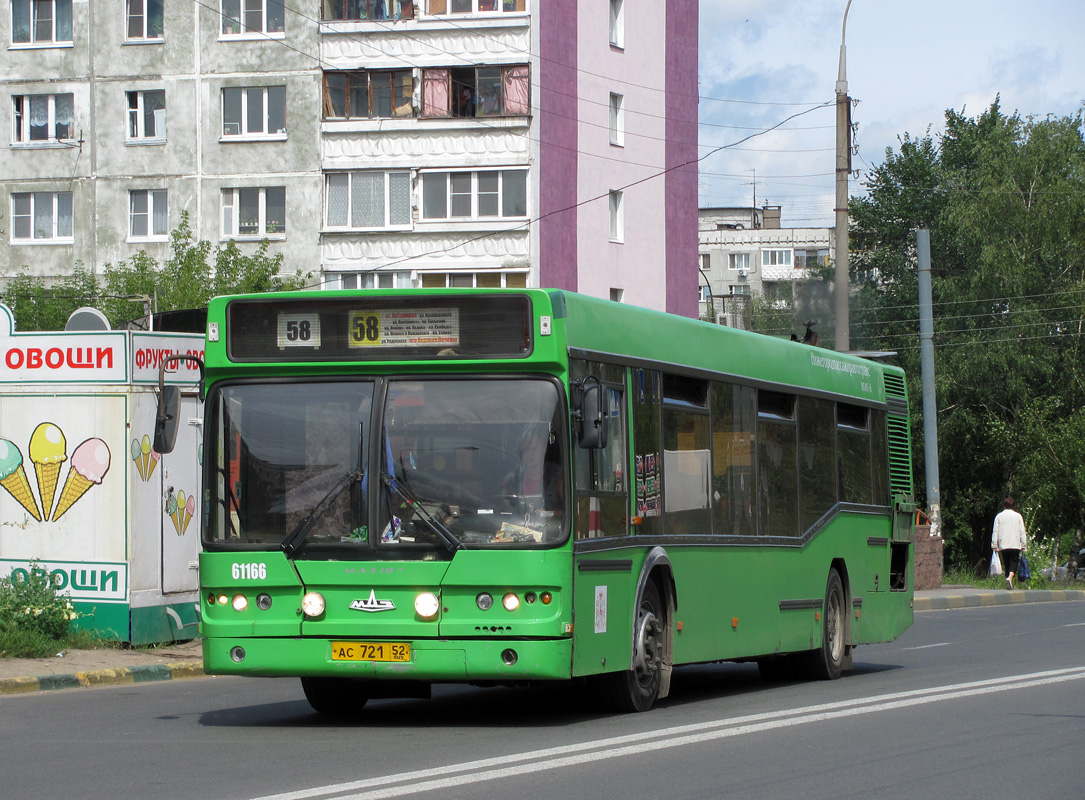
[415,592,440,619]
[502,593,520,612]
[231,594,248,611]
[301,591,326,618]
[476,592,494,611]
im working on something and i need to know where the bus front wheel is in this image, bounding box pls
[807,569,846,680]
[597,580,665,713]
[301,677,370,715]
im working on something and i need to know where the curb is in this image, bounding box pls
[0,662,207,696]
[914,589,1085,611]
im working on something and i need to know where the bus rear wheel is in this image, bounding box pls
[806,569,846,680]
[597,580,665,713]
[301,677,370,715]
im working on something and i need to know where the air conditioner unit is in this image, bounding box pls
[738,267,749,278]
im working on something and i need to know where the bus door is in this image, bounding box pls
[570,361,634,676]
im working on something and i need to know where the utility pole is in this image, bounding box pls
[917,229,940,537]
[834,0,853,352]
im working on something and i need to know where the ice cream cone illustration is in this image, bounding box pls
[174,490,187,534]
[131,439,146,480]
[182,493,196,534]
[0,438,41,521]
[147,449,160,480]
[29,422,67,521]
[52,438,111,522]
[140,435,152,479]
[166,491,179,534]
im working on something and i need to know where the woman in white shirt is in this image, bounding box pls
[991,497,1028,589]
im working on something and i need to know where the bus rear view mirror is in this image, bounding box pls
[574,377,608,450]
[154,385,182,454]
[153,354,206,454]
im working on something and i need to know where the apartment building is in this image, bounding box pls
[2,0,698,316]
[697,206,834,328]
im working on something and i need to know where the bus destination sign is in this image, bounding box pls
[348,308,460,349]
[276,313,322,349]
[229,294,531,362]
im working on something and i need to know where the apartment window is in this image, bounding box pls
[421,170,527,220]
[322,0,413,19]
[609,92,624,146]
[11,0,72,44]
[728,252,750,272]
[796,248,830,270]
[12,94,74,143]
[427,0,526,14]
[422,66,529,118]
[761,249,792,268]
[11,191,73,242]
[323,71,413,120]
[222,187,286,238]
[126,90,166,140]
[331,271,412,290]
[609,0,623,48]
[129,189,168,240]
[222,86,286,137]
[220,0,284,35]
[698,285,711,302]
[126,0,163,40]
[326,171,411,229]
[420,272,528,288]
[609,190,623,242]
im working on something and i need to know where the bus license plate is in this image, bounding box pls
[330,641,411,663]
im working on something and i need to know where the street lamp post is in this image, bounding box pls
[834,0,853,351]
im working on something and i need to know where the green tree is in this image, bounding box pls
[850,100,1085,569]
[2,264,100,332]
[2,212,309,331]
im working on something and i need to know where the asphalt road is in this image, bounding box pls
[3,601,1083,800]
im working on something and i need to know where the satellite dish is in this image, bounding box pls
[65,307,111,331]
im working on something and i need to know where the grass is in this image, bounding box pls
[0,626,109,660]
[941,567,1080,591]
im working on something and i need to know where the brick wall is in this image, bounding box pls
[914,524,943,590]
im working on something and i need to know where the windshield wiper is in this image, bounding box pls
[380,473,462,553]
[281,471,362,557]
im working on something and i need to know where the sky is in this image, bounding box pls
[697,0,1085,227]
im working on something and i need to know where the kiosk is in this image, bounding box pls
[0,304,203,644]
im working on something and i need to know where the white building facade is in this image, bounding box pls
[697,206,834,328]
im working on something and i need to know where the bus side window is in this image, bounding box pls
[711,381,755,537]
[572,360,629,539]
[632,368,662,536]
[838,403,872,504]
[757,390,799,537]
[661,373,711,536]
[798,396,836,534]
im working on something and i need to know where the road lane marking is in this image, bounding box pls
[253,667,1085,800]
[901,642,951,650]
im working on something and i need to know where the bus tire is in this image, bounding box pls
[597,580,665,713]
[807,569,846,680]
[301,677,370,715]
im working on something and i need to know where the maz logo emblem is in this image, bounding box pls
[350,590,396,612]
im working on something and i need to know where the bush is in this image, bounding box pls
[0,563,78,641]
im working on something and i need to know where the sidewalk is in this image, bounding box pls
[0,638,205,696]
[913,585,1085,611]
[3,587,1084,696]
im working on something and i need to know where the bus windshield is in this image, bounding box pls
[207,378,567,552]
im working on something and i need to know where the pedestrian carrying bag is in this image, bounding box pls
[989,550,1003,577]
[1018,554,1031,581]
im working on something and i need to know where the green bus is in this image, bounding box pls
[155,288,915,714]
